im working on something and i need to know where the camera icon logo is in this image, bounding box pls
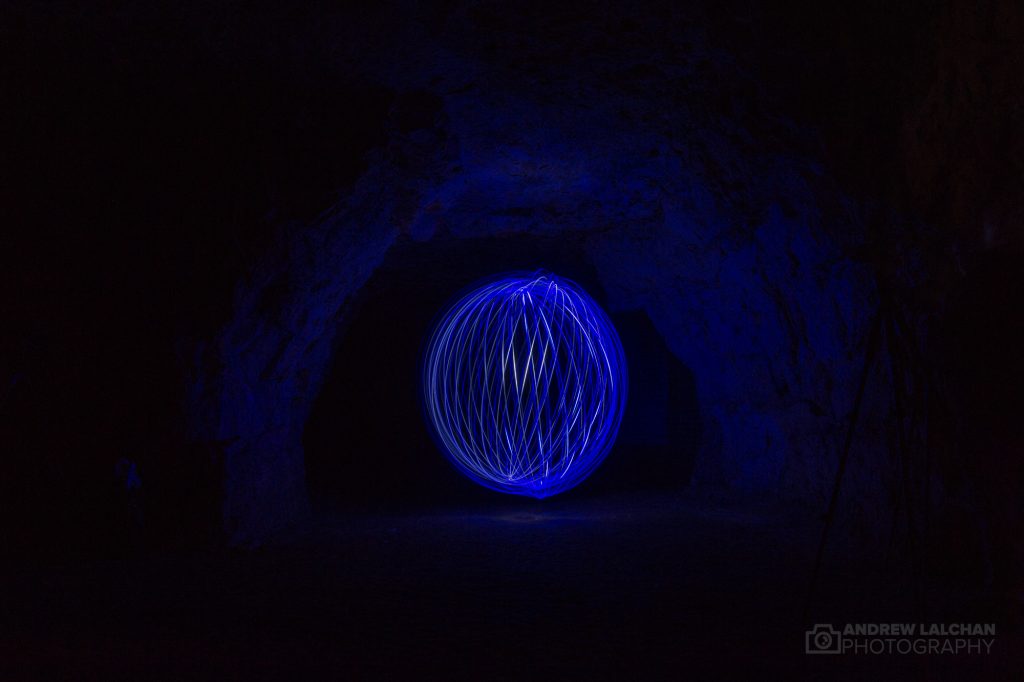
[805,624,843,654]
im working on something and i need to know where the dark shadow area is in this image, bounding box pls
[6,492,1020,681]
[585,310,702,494]
[934,251,1024,590]
[303,234,701,511]
[1,3,392,556]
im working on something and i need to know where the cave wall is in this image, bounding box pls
[183,2,887,545]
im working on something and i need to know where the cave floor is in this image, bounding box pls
[3,491,1020,680]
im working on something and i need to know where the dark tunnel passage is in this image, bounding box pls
[7,0,1024,677]
[302,234,702,511]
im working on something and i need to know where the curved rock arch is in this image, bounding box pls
[185,20,880,546]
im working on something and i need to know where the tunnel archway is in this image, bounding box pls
[176,8,883,543]
[302,233,702,511]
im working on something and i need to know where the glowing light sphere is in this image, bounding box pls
[422,272,627,498]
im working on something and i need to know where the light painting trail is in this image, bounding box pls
[422,272,627,497]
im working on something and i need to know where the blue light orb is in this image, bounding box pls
[422,272,627,498]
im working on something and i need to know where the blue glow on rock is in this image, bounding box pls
[422,272,627,498]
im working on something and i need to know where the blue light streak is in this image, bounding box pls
[422,272,627,497]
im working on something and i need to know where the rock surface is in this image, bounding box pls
[184,2,893,545]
